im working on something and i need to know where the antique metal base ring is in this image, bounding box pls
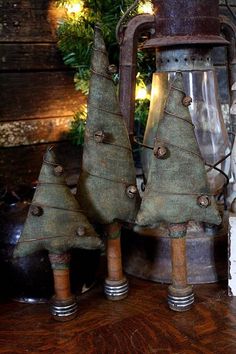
[167,292,194,312]
[104,278,129,301]
[50,296,78,321]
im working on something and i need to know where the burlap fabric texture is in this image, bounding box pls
[14,147,102,258]
[136,72,221,227]
[77,27,140,225]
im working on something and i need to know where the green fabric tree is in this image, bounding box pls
[14,147,102,258]
[136,72,221,227]
[77,27,139,225]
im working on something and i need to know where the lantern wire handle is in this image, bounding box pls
[116,0,141,43]
[225,0,236,22]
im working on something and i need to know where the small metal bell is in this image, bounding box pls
[77,226,86,236]
[182,96,192,107]
[31,205,44,217]
[54,165,64,177]
[197,195,210,208]
[126,185,138,199]
[94,130,105,143]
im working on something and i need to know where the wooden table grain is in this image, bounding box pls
[0,277,235,354]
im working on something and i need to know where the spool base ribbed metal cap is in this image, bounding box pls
[104,278,129,301]
[167,292,194,312]
[50,296,78,321]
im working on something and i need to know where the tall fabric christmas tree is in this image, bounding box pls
[77,27,139,300]
[14,146,102,321]
[136,72,221,311]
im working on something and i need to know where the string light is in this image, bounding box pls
[136,85,148,100]
[64,1,83,16]
[138,1,154,14]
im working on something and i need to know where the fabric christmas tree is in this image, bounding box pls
[14,147,102,321]
[77,27,139,300]
[136,72,221,312]
[136,72,221,227]
[14,147,102,257]
[77,26,139,225]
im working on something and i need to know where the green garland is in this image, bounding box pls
[55,0,153,145]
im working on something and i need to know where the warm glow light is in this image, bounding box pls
[65,1,83,15]
[80,104,87,119]
[136,86,148,100]
[138,1,154,14]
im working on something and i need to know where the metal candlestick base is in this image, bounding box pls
[104,278,129,301]
[168,285,194,312]
[50,296,78,321]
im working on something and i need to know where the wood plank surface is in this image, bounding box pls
[0,116,74,147]
[0,72,86,122]
[0,277,235,353]
[0,43,65,71]
[0,1,64,43]
[0,141,82,188]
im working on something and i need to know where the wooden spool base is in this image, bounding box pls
[50,296,78,322]
[104,277,129,301]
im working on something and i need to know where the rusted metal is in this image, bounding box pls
[107,64,118,74]
[144,0,228,49]
[118,1,229,136]
[118,14,155,135]
[30,205,43,217]
[153,144,168,159]
[94,130,105,143]
[77,226,85,237]
[53,165,63,177]
[122,220,228,284]
[126,185,138,199]
[197,195,211,208]
[182,96,192,107]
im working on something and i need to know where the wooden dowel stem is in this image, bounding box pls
[106,223,123,282]
[171,237,188,289]
[53,269,72,301]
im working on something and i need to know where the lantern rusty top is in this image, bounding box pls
[144,0,228,48]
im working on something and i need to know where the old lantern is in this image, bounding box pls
[118,0,235,311]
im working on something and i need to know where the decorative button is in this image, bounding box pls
[54,165,64,177]
[197,195,210,208]
[107,64,118,74]
[31,205,44,217]
[153,145,168,159]
[182,96,192,107]
[94,130,105,143]
[77,226,85,236]
[126,185,138,199]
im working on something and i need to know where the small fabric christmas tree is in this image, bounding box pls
[14,147,102,257]
[14,147,102,321]
[136,72,221,227]
[77,27,139,300]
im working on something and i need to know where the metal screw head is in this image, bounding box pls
[77,226,85,236]
[182,96,192,107]
[107,64,118,74]
[31,205,44,217]
[94,130,105,143]
[153,145,168,159]
[126,185,138,199]
[54,165,64,177]
[197,195,211,208]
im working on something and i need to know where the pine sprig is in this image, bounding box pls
[56,0,153,145]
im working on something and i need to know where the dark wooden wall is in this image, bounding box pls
[0,0,85,147]
[0,1,235,147]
